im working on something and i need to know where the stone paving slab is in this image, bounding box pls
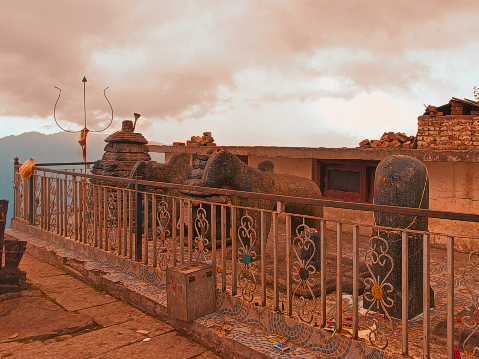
[77,300,146,327]
[0,296,95,343]
[116,315,174,338]
[97,331,211,359]
[44,286,118,312]
[1,321,148,359]
[19,254,67,280]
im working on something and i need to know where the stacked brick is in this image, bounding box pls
[359,132,416,149]
[417,100,479,150]
[173,132,216,147]
[417,116,479,150]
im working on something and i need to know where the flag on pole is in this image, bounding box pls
[79,128,90,162]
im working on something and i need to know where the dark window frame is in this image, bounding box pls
[317,160,379,203]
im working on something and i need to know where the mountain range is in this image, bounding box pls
[0,131,108,225]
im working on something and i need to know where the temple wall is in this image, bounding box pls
[247,156,313,179]
[427,162,479,251]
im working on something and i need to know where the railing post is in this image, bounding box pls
[402,230,409,355]
[423,233,430,358]
[260,210,267,306]
[135,177,143,262]
[231,206,237,296]
[273,201,282,311]
[336,222,343,331]
[320,220,326,327]
[286,214,292,316]
[352,225,359,339]
[28,174,35,225]
[13,157,19,219]
[447,236,454,359]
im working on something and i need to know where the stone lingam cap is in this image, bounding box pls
[105,120,148,144]
[122,120,134,133]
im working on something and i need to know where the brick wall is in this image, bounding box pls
[417,115,479,150]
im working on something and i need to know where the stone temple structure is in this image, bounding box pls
[91,120,150,183]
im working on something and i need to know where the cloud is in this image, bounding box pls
[0,1,478,144]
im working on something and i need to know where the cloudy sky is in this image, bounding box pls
[1,1,478,147]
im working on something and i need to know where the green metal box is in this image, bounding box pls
[166,261,216,321]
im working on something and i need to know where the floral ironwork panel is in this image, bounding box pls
[107,189,118,251]
[34,175,42,226]
[363,235,396,350]
[84,184,95,245]
[65,179,75,238]
[237,211,258,302]
[292,222,318,324]
[17,176,24,219]
[156,198,171,270]
[194,204,210,262]
[49,176,58,231]
[460,250,479,355]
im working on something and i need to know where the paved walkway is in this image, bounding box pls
[0,253,221,359]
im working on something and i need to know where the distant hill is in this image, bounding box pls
[0,131,108,226]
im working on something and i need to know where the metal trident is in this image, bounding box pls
[53,76,114,167]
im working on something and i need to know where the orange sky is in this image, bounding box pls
[1,1,478,147]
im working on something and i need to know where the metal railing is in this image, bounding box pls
[12,161,479,358]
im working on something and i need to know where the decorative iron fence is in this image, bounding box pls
[12,161,479,358]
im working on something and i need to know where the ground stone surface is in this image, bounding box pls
[0,296,95,343]
[1,252,220,359]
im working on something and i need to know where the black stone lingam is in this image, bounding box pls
[363,155,434,319]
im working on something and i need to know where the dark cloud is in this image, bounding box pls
[1,0,478,130]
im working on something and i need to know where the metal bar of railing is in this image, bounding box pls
[82,182,87,243]
[320,220,326,328]
[93,185,98,247]
[352,225,359,339]
[78,180,82,242]
[128,190,133,258]
[152,194,157,267]
[46,176,50,231]
[221,205,226,292]
[261,210,266,307]
[73,174,79,241]
[188,200,193,262]
[447,236,454,358]
[41,175,46,230]
[286,214,292,316]
[103,186,107,250]
[143,192,149,265]
[59,177,64,235]
[28,175,34,225]
[123,190,128,256]
[211,204,216,274]
[63,175,68,236]
[172,198,177,267]
[273,203,280,311]
[179,199,185,264]
[134,179,142,261]
[336,222,343,332]
[423,233,430,357]
[402,230,408,355]
[231,206,237,296]
[56,177,60,235]
[117,188,122,255]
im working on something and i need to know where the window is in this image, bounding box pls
[317,160,378,203]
